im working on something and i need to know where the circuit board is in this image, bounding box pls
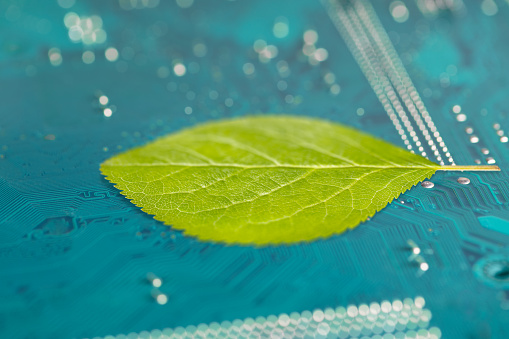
[1,0,509,338]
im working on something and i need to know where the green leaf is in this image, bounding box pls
[101,115,440,245]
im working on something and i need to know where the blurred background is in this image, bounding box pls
[1,0,509,338]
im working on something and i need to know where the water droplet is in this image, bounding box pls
[485,260,509,281]
[457,177,470,185]
[421,181,434,189]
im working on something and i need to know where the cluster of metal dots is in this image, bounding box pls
[407,240,430,273]
[301,29,329,66]
[355,1,449,163]
[95,92,115,117]
[247,23,327,106]
[96,297,441,339]
[46,3,121,67]
[323,0,454,165]
[253,39,279,63]
[493,123,508,144]
[48,45,119,67]
[63,12,107,45]
[324,71,341,96]
[147,272,168,305]
[161,41,209,115]
[326,0,415,153]
[458,106,497,165]
[119,0,161,10]
[361,0,455,165]
[414,0,465,17]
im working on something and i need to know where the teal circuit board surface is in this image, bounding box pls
[1,0,509,338]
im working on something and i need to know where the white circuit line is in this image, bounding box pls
[353,0,454,165]
[323,0,416,153]
[322,0,456,165]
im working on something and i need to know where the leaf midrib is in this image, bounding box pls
[103,163,438,170]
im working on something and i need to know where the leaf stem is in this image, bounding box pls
[437,165,500,172]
